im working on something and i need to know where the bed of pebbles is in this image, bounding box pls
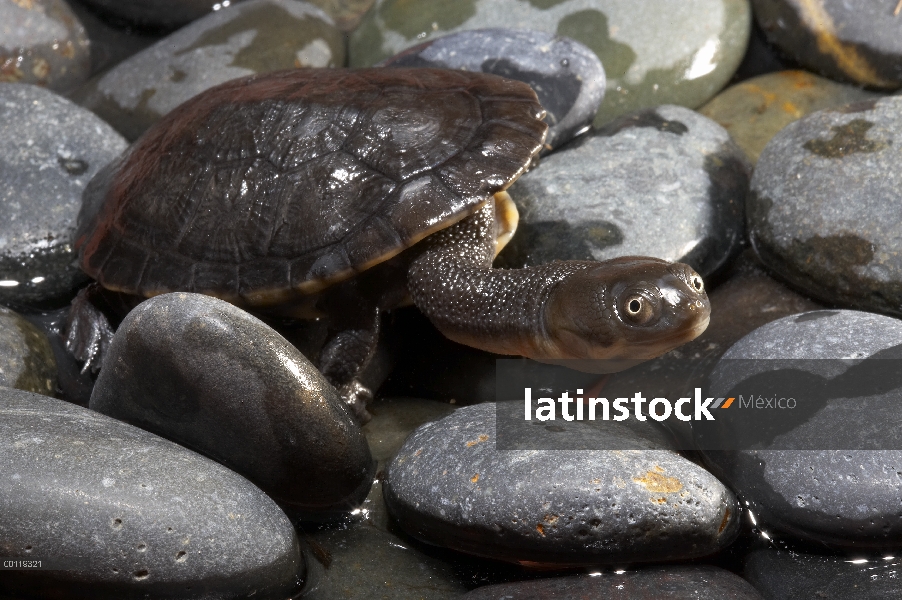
[2,0,902,598]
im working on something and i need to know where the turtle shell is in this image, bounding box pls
[76,68,547,306]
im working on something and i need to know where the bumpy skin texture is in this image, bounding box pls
[75,68,547,305]
[409,203,711,368]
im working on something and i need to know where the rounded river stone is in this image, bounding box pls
[745,548,902,599]
[89,292,375,515]
[700,70,883,164]
[461,566,764,599]
[0,305,56,395]
[748,95,902,316]
[498,105,750,278]
[306,0,377,31]
[0,83,127,306]
[73,0,345,141]
[380,28,605,154]
[66,0,162,76]
[76,0,248,30]
[752,0,902,89]
[349,0,752,126]
[385,402,739,566]
[0,386,303,598]
[701,309,902,548]
[0,0,90,93]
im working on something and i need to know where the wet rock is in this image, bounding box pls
[700,70,882,164]
[745,548,902,599]
[498,105,749,278]
[0,386,304,599]
[385,403,738,566]
[461,566,764,599]
[380,28,605,153]
[0,305,56,395]
[350,0,751,126]
[76,0,247,30]
[700,309,902,548]
[89,292,375,515]
[748,95,902,316]
[0,83,127,306]
[306,0,376,31]
[728,20,796,84]
[0,0,90,93]
[73,0,345,141]
[66,0,162,76]
[752,0,902,89]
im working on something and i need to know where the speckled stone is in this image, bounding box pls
[0,0,90,93]
[73,0,345,141]
[89,293,375,515]
[498,105,750,278]
[701,310,902,548]
[385,402,738,566]
[0,386,304,598]
[461,566,764,599]
[0,83,127,306]
[700,70,882,164]
[745,548,902,599]
[748,95,902,316]
[350,0,752,126]
[752,0,902,89]
[380,28,605,154]
[0,306,56,395]
[76,0,247,30]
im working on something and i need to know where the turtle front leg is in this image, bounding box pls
[64,283,117,373]
[316,288,382,424]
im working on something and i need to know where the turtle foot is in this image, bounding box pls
[338,380,373,425]
[64,285,115,374]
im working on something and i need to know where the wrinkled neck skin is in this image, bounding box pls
[407,203,710,371]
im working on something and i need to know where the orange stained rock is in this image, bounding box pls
[633,469,683,493]
[797,0,894,87]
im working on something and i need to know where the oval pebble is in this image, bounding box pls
[748,95,902,316]
[380,28,605,153]
[700,70,882,164]
[0,0,90,93]
[350,0,751,126]
[89,292,375,515]
[0,83,127,306]
[385,402,738,566]
[0,305,56,395]
[461,566,764,599]
[73,0,345,141]
[498,105,749,278]
[752,0,902,89]
[701,309,902,548]
[0,386,304,599]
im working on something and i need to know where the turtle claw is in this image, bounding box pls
[64,286,114,374]
[338,380,373,425]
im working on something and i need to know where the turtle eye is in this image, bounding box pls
[622,293,656,325]
[690,274,704,293]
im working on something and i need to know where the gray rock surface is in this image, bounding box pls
[499,105,749,278]
[350,0,751,126]
[0,305,56,395]
[89,292,375,515]
[461,566,764,599]
[0,83,127,305]
[749,96,902,317]
[752,0,902,89]
[74,0,345,141]
[380,28,605,154]
[745,548,902,599]
[385,402,739,565]
[0,0,90,92]
[0,386,304,599]
[700,309,902,548]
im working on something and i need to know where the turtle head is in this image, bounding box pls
[540,257,710,372]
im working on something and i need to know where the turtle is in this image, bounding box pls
[69,67,711,421]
